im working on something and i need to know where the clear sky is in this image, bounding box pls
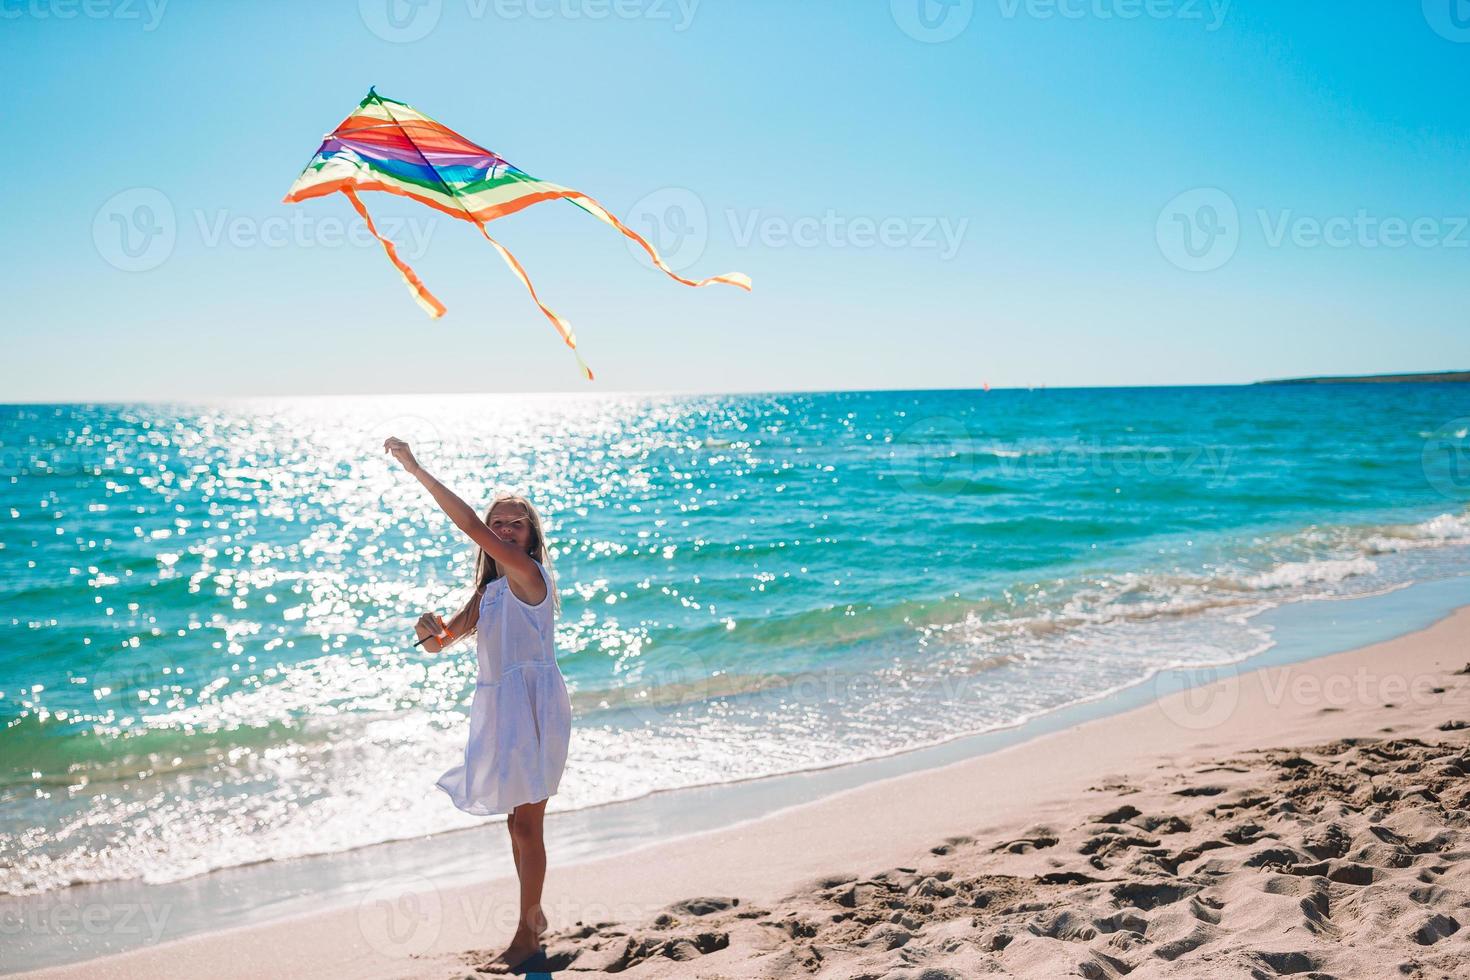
[3,0,1468,401]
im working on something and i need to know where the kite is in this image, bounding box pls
[283,89,751,380]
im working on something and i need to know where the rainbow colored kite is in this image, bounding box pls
[283,89,750,380]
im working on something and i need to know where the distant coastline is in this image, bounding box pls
[1255,370,1470,385]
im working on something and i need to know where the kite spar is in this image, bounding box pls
[283,89,751,380]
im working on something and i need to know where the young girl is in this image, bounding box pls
[383,436,573,972]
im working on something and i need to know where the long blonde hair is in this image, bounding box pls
[471,493,561,617]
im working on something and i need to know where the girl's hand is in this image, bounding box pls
[415,612,447,652]
[383,436,421,475]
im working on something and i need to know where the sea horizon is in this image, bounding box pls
[7,372,1470,408]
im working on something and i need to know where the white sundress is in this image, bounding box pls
[436,559,573,816]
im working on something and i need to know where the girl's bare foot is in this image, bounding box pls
[478,926,541,973]
[528,905,548,939]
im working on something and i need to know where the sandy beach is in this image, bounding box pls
[13,601,1468,979]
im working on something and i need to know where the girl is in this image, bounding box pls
[383,436,573,972]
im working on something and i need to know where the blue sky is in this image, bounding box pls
[3,0,1468,400]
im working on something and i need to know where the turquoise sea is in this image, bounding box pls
[4,385,1470,896]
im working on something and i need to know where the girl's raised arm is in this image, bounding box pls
[383,436,542,594]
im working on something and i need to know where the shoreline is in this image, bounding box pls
[10,575,1470,977]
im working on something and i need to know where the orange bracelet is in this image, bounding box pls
[436,615,455,643]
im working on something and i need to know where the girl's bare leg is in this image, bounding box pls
[509,799,549,939]
[506,812,523,878]
[483,799,549,972]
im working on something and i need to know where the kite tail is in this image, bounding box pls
[474,224,594,382]
[342,188,447,318]
[565,192,752,292]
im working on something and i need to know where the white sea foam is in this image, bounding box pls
[1238,556,1379,590]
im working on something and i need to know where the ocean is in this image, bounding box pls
[4,385,1470,897]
